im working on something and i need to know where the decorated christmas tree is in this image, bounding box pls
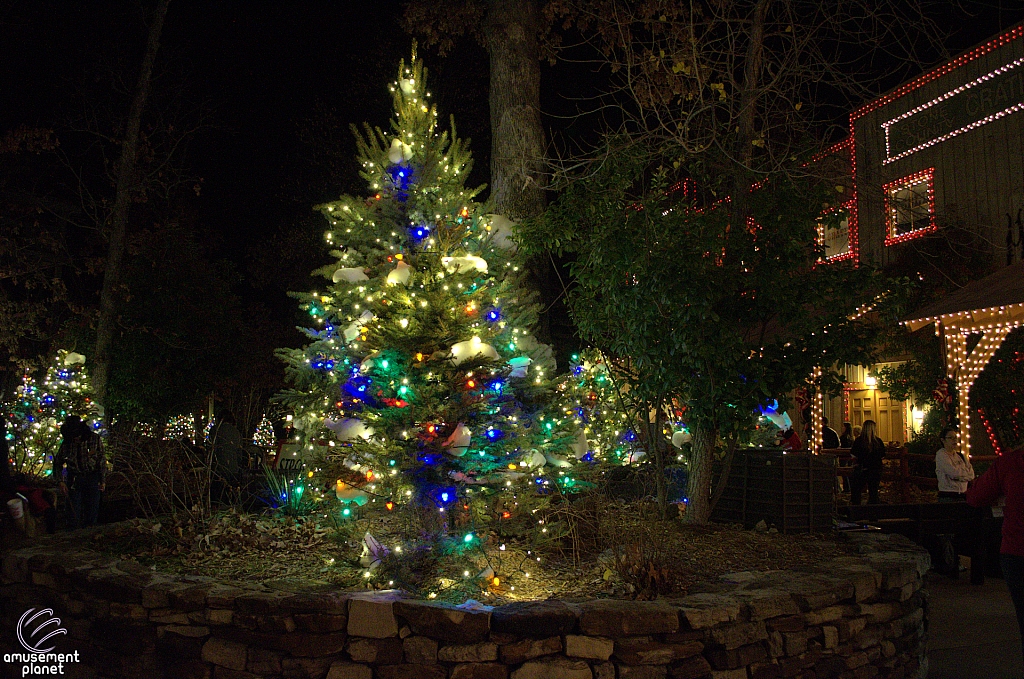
[276,48,575,556]
[252,414,276,447]
[556,349,692,466]
[3,350,101,476]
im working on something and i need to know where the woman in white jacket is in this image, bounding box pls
[935,427,975,502]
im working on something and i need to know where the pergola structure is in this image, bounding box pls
[903,262,1024,458]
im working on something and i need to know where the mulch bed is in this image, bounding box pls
[77,504,858,604]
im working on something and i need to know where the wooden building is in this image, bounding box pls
[819,23,1024,447]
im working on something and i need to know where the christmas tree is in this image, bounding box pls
[3,350,100,477]
[557,349,697,466]
[252,414,276,447]
[276,48,575,551]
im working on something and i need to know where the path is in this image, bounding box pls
[927,571,1022,678]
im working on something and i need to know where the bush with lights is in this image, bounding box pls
[3,350,101,477]
[276,49,578,595]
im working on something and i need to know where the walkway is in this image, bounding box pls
[927,571,1022,678]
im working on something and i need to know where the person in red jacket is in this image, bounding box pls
[967,445,1024,666]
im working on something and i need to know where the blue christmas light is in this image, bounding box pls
[485,307,502,323]
[388,164,414,201]
[488,379,505,394]
[485,428,504,441]
[342,375,375,405]
[428,485,457,508]
[312,356,335,372]
[57,370,69,380]
[410,225,430,241]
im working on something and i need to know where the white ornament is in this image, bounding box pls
[63,352,86,366]
[544,453,572,468]
[508,356,532,378]
[570,429,589,459]
[671,430,692,449]
[359,532,389,570]
[486,214,518,251]
[625,449,647,464]
[388,138,413,164]
[386,260,412,286]
[325,417,375,442]
[442,255,488,274]
[333,267,369,284]
[399,78,415,95]
[343,311,374,342]
[335,480,369,506]
[444,423,472,457]
[526,451,547,469]
[449,336,499,365]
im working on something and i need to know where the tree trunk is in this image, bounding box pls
[647,405,668,520]
[684,421,717,524]
[483,0,546,220]
[91,0,171,412]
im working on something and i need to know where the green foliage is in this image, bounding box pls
[521,144,884,439]
[520,143,889,521]
[262,464,316,517]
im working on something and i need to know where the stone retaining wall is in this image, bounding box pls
[0,532,928,679]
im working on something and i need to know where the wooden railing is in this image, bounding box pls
[820,447,999,503]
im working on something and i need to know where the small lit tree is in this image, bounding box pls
[4,350,101,477]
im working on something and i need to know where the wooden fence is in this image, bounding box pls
[821,447,998,503]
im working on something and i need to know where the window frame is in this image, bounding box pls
[817,199,856,262]
[883,168,937,245]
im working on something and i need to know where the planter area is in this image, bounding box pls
[0,531,929,679]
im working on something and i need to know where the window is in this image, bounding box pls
[883,168,937,245]
[817,202,854,261]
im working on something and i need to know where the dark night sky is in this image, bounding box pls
[3,0,1024,338]
[5,1,1024,241]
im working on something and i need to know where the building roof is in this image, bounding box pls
[904,263,1024,330]
[851,23,1024,122]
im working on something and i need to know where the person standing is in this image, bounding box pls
[822,417,841,449]
[967,444,1024,666]
[935,427,974,502]
[839,422,854,448]
[210,412,242,504]
[850,419,886,505]
[55,415,106,528]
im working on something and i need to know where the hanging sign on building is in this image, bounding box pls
[882,56,1024,163]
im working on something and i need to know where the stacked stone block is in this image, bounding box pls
[0,532,927,679]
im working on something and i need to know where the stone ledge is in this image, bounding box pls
[0,530,928,679]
